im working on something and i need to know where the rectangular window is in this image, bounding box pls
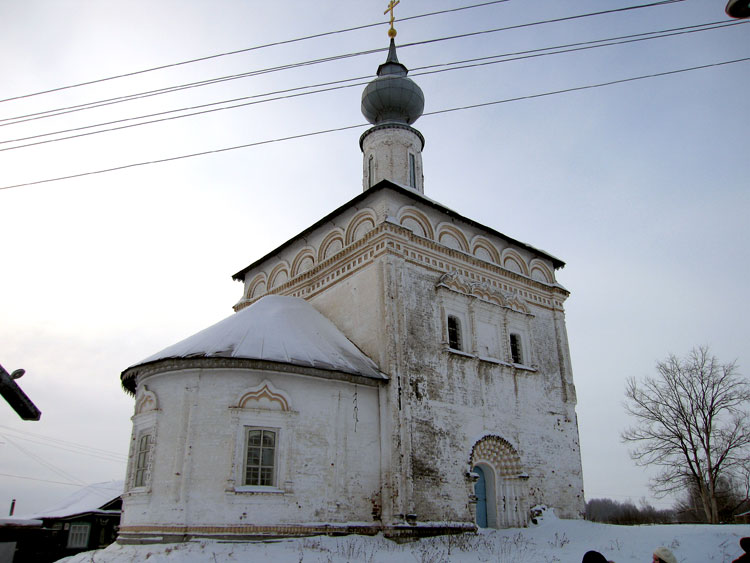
[67,523,91,549]
[368,155,374,188]
[510,333,523,364]
[134,433,151,488]
[409,153,416,188]
[447,315,462,351]
[244,428,276,487]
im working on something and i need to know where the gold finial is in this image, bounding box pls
[385,0,400,38]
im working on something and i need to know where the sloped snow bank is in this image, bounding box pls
[59,519,749,562]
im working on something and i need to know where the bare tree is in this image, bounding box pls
[622,347,750,523]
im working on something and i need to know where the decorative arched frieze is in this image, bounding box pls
[135,387,158,414]
[345,209,377,245]
[529,259,554,284]
[246,273,268,300]
[471,236,500,265]
[236,380,292,412]
[318,229,345,262]
[505,292,530,314]
[470,282,506,307]
[397,207,434,240]
[470,435,523,478]
[436,271,471,295]
[438,272,533,313]
[436,223,469,253]
[267,262,290,290]
[501,249,529,276]
[290,247,316,277]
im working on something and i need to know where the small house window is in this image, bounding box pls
[134,433,152,488]
[244,428,277,487]
[67,523,91,548]
[509,333,523,364]
[409,153,416,188]
[447,315,462,351]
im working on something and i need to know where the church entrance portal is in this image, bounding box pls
[470,436,529,528]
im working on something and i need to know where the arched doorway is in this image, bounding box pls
[469,436,528,528]
[473,465,488,528]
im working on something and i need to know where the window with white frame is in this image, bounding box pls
[509,333,524,364]
[133,431,152,488]
[244,428,277,487]
[447,314,463,351]
[409,153,416,188]
[67,523,90,548]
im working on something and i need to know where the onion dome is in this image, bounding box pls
[361,39,424,126]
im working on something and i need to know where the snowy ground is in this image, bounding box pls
[60,512,749,563]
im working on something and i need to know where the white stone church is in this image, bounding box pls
[118,37,584,542]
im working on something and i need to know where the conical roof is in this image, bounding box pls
[122,295,385,391]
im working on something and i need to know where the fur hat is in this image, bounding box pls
[582,551,608,563]
[653,546,677,563]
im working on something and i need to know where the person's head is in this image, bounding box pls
[582,551,608,563]
[740,537,750,553]
[652,546,677,563]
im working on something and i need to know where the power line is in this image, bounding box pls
[413,20,744,74]
[0,20,740,153]
[422,57,750,118]
[0,48,384,126]
[0,19,741,154]
[1,55,745,192]
[1,434,85,486]
[0,431,127,462]
[0,472,80,487]
[0,425,126,459]
[0,0,511,105]
[0,0,688,127]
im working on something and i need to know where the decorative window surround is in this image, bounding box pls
[436,272,534,317]
[234,485,285,494]
[445,347,475,359]
[228,381,296,496]
[445,348,537,371]
[505,321,533,370]
[127,406,157,494]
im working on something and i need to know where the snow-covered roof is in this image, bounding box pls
[24,481,123,520]
[122,295,385,391]
[0,518,42,527]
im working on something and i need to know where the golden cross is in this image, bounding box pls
[384,0,400,38]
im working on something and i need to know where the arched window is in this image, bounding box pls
[133,432,153,488]
[509,333,523,364]
[448,315,462,351]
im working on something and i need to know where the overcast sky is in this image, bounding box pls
[1,0,748,516]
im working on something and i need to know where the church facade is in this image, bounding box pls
[118,37,584,543]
